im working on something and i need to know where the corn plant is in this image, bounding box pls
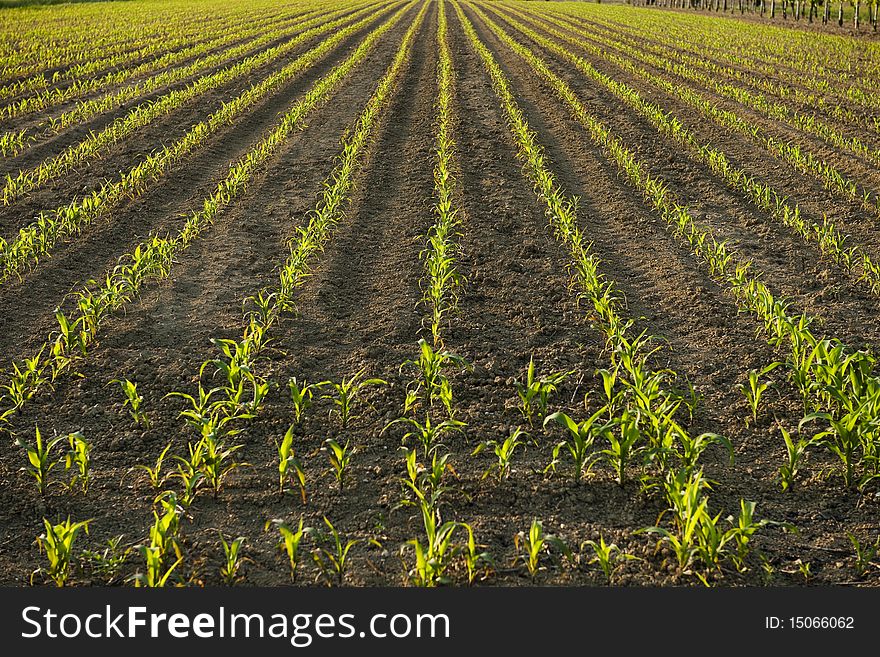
[17,425,66,495]
[737,363,780,426]
[386,414,466,457]
[34,517,91,587]
[323,438,355,491]
[460,523,492,584]
[133,494,182,587]
[543,409,611,480]
[402,499,460,587]
[582,536,639,583]
[848,533,879,577]
[514,356,572,425]
[190,434,248,497]
[399,447,451,511]
[800,411,862,488]
[472,427,528,482]
[288,377,323,426]
[514,519,568,577]
[321,368,387,428]
[400,339,469,416]
[131,443,172,491]
[597,409,643,485]
[309,517,359,586]
[79,534,129,584]
[64,431,90,493]
[219,533,248,585]
[170,454,203,509]
[3,350,49,410]
[779,427,815,491]
[267,517,309,582]
[110,378,149,427]
[135,546,181,588]
[277,424,306,503]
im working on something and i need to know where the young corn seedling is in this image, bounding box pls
[737,362,780,426]
[323,438,355,491]
[3,349,50,409]
[34,517,91,587]
[309,517,359,586]
[729,500,774,572]
[17,425,66,495]
[219,533,248,585]
[543,409,611,481]
[472,427,528,482]
[514,519,568,577]
[64,431,90,493]
[288,377,323,425]
[321,368,386,428]
[135,546,182,588]
[779,427,815,492]
[403,499,460,587]
[191,435,248,498]
[399,447,451,510]
[131,443,172,491]
[598,409,643,486]
[170,453,204,509]
[110,378,149,427]
[800,411,862,488]
[848,533,879,578]
[79,534,130,584]
[386,414,466,457]
[400,339,469,416]
[461,523,492,585]
[266,517,309,583]
[514,356,572,426]
[582,536,639,584]
[277,425,306,503]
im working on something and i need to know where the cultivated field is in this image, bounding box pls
[2,0,880,587]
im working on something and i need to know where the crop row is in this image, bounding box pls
[556,4,880,126]
[0,3,401,285]
[0,2,415,428]
[490,6,880,295]
[0,1,385,203]
[116,0,428,588]
[493,1,880,493]
[0,1,277,84]
[0,4,336,152]
[541,6,880,175]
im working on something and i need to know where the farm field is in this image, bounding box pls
[2,0,880,588]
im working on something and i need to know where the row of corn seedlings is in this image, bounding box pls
[0,3,415,431]
[550,5,880,136]
[0,4,296,106]
[0,2,349,158]
[538,7,880,173]
[457,1,773,581]
[22,0,424,589]
[0,4,323,126]
[0,4,402,289]
[482,1,880,495]
[507,6,880,225]
[548,0,880,99]
[422,0,464,349]
[0,3,330,118]
[143,0,428,588]
[0,4,235,88]
[488,6,880,296]
[0,1,392,205]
